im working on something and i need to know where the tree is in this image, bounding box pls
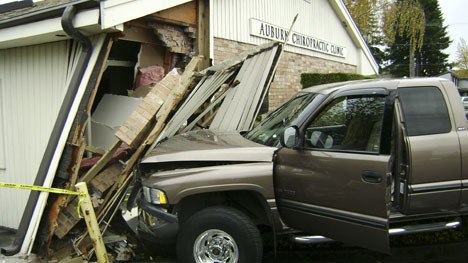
[344,0,386,68]
[415,0,451,76]
[385,34,412,77]
[383,0,425,77]
[344,0,379,41]
[455,38,468,69]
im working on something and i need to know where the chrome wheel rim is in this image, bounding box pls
[193,229,239,263]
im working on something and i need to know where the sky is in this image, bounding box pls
[439,0,468,64]
[0,0,466,63]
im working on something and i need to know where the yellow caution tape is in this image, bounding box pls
[0,182,83,196]
[0,182,86,218]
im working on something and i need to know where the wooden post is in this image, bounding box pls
[196,0,210,70]
[75,182,109,263]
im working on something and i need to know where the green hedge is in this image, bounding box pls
[300,72,376,88]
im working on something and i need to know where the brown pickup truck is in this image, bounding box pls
[129,78,468,262]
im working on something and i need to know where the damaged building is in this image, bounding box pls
[0,0,378,261]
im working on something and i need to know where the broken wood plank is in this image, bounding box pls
[85,144,106,156]
[146,57,202,152]
[86,40,114,114]
[96,145,144,218]
[55,163,123,239]
[115,69,178,148]
[90,163,122,194]
[55,197,80,239]
[79,140,122,183]
[69,139,86,195]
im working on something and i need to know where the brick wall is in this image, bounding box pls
[214,37,357,110]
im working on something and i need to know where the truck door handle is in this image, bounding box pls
[362,171,383,184]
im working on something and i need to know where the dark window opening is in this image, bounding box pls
[91,40,141,113]
[398,87,451,136]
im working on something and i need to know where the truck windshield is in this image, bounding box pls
[245,92,320,147]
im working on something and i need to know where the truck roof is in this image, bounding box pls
[301,77,451,95]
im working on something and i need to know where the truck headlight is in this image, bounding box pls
[142,186,168,205]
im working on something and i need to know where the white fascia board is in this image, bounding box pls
[0,8,116,50]
[100,0,192,30]
[20,35,107,255]
[329,0,379,75]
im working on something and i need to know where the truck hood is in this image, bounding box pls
[142,130,276,164]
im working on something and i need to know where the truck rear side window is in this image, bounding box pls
[398,87,451,136]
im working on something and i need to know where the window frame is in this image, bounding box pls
[397,86,452,137]
[300,88,389,155]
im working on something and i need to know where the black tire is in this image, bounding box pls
[176,206,263,263]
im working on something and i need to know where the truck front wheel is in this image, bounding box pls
[176,206,263,263]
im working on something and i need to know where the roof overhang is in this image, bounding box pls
[0,8,110,49]
[0,0,193,50]
[328,0,379,75]
[0,0,98,30]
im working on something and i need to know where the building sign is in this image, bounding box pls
[250,18,346,58]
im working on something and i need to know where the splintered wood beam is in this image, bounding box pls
[86,39,114,114]
[78,140,122,183]
[84,145,106,156]
[69,140,86,191]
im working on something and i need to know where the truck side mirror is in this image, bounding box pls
[280,126,300,148]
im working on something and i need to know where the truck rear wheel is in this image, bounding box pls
[176,206,263,263]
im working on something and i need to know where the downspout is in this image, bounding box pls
[1,5,93,256]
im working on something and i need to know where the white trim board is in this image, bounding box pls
[100,0,192,29]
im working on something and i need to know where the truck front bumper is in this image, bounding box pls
[136,197,179,244]
[137,197,178,223]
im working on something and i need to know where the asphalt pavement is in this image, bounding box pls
[144,239,468,262]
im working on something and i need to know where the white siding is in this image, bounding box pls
[212,0,362,68]
[0,41,70,229]
[0,80,6,169]
[359,51,376,75]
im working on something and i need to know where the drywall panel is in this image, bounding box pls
[91,94,141,149]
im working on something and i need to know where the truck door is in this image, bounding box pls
[395,85,461,213]
[274,89,392,254]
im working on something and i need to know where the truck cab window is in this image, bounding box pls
[398,87,451,136]
[305,95,385,153]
